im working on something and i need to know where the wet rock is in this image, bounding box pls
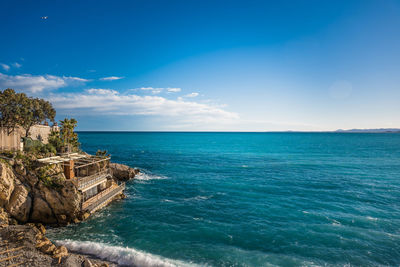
[81,212,90,221]
[110,163,139,181]
[62,255,82,267]
[37,223,46,234]
[83,259,94,267]
[53,245,68,258]
[40,242,57,254]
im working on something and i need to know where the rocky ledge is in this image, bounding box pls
[0,154,138,266]
[0,155,138,226]
[0,224,115,267]
[110,163,140,181]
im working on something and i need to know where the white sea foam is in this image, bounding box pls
[54,240,198,267]
[136,172,167,181]
[184,195,213,201]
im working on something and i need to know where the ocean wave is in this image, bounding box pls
[184,195,213,201]
[54,239,198,267]
[136,172,168,181]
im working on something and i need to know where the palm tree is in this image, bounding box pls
[60,118,78,153]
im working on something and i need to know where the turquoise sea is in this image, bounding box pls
[48,132,400,266]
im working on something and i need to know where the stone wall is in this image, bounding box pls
[0,124,58,150]
[0,127,23,151]
[28,125,55,144]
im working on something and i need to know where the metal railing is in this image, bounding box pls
[82,182,125,213]
[76,169,111,191]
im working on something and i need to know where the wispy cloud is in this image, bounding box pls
[49,89,239,124]
[86,88,118,95]
[0,63,10,71]
[100,76,124,81]
[13,62,22,68]
[140,87,163,94]
[184,92,199,98]
[0,73,89,93]
[137,87,182,94]
[167,87,181,93]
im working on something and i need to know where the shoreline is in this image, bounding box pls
[0,152,139,266]
[0,224,116,267]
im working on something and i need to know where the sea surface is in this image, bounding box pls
[47,132,400,267]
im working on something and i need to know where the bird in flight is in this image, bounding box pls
[41,16,48,20]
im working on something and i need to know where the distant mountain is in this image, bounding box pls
[336,128,400,133]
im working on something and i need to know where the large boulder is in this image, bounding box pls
[34,181,81,224]
[0,162,15,206]
[110,163,139,181]
[6,184,32,223]
[31,197,57,224]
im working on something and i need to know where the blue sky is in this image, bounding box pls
[1,0,399,131]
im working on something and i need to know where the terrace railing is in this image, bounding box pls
[82,182,125,213]
[76,169,111,191]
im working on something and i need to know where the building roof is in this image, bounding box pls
[37,153,88,164]
[37,153,110,166]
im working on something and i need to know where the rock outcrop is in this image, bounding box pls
[0,157,82,225]
[0,224,115,267]
[6,184,32,222]
[0,162,15,206]
[0,155,131,226]
[110,163,139,181]
[31,196,57,224]
[34,181,81,224]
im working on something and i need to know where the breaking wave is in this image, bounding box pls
[135,172,167,181]
[54,240,198,267]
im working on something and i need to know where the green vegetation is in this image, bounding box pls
[0,88,81,155]
[0,88,56,136]
[59,118,80,153]
[96,149,110,157]
[23,137,57,155]
[37,165,64,189]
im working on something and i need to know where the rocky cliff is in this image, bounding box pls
[0,154,140,266]
[0,159,81,226]
[0,155,139,226]
[110,163,140,181]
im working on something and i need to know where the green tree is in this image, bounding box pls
[0,88,56,136]
[48,130,63,152]
[60,118,80,153]
[0,88,25,134]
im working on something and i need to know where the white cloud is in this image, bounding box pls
[140,87,163,94]
[49,89,239,124]
[100,76,124,81]
[13,62,22,68]
[137,87,182,94]
[86,88,118,95]
[0,63,10,71]
[65,76,90,82]
[0,73,89,93]
[184,92,199,98]
[167,87,181,93]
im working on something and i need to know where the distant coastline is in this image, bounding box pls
[335,128,400,133]
[75,129,400,133]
